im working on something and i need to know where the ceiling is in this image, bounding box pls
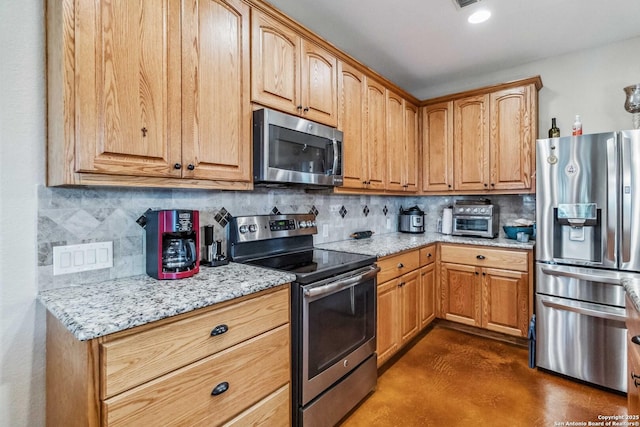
[264,0,640,99]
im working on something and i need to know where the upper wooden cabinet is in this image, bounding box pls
[422,101,454,192]
[46,0,252,189]
[386,92,419,192]
[337,61,366,189]
[421,76,541,195]
[251,9,338,127]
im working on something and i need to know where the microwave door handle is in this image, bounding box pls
[332,138,339,174]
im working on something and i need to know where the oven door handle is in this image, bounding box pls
[539,295,626,323]
[304,266,380,298]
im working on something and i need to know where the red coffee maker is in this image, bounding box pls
[141,209,200,279]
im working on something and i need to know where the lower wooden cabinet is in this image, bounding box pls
[626,294,640,413]
[377,245,437,367]
[439,244,531,337]
[46,286,291,427]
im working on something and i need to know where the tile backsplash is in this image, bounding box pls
[37,185,534,290]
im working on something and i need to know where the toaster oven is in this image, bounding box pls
[452,200,499,238]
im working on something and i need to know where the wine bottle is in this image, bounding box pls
[548,118,560,138]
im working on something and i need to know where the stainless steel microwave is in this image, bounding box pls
[253,108,343,187]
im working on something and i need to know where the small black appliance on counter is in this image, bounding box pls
[399,206,425,233]
[201,225,229,267]
[138,209,200,279]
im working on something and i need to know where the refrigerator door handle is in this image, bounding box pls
[622,134,632,263]
[539,295,626,323]
[608,136,619,264]
[540,266,622,284]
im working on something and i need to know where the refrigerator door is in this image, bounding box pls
[620,129,640,272]
[535,133,618,268]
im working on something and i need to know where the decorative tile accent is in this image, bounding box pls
[271,206,281,215]
[339,206,348,218]
[214,207,231,227]
[309,205,319,217]
[363,205,370,217]
[383,205,388,216]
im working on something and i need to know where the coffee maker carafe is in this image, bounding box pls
[141,209,200,279]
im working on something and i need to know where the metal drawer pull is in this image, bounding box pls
[398,263,404,268]
[211,381,229,396]
[210,324,229,336]
[476,255,485,260]
[632,335,640,346]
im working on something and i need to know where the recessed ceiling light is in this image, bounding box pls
[468,9,491,24]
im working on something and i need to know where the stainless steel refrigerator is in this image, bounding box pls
[536,129,640,392]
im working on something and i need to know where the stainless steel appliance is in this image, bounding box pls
[399,206,425,233]
[536,129,640,392]
[227,214,378,427]
[253,108,343,187]
[138,209,200,280]
[451,199,499,238]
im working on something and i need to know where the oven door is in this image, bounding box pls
[301,265,378,405]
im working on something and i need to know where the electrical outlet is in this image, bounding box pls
[53,242,113,275]
[386,218,392,229]
[323,224,329,237]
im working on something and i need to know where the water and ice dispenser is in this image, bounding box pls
[553,203,602,263]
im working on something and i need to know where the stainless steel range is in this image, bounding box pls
[227,213,379,427]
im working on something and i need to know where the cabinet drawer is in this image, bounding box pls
[100,287,289,398]
[377,250,420,283]
[420,245,436,266]
[222,383,290,427]
[103,325,290,427]
[440,244,528,272]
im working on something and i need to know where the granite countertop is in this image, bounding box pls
[622,278,640,312]
[38,263,295,341]
[317,231,534,258]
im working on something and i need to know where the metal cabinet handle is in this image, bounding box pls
[427,253,432,258]
[187,163,195,171]
[397,263,404,269]
[398,282,405,287]
[297,105,303,111]
[174,163,182,170]
[632,335,640,346]
[303,107,309,113]
[210,324,228,337]
[211,381,229,396]
[476,255,485,260]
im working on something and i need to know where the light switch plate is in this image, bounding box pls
[53,241,113,276]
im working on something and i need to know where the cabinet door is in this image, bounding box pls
[490,85,534,191]
[386,90,405,191]
[403,101,419,192]
[440,262,481,327]
[377,279,399,367]
[422,102,453,192]
[481,268,529,337]
[75,0,182,177]
[453,95,490,191]
[300,40,337,126]
[400,270,420,344]
[251,10,299,115]
[364,78,387,190]
[337,61,366,189]
[182,0,251,182]
[419,262,436,328]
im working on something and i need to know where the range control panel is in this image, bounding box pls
[229,213,318,244]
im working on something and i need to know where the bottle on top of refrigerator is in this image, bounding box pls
[572,115,582,136]
[548,118,560,137]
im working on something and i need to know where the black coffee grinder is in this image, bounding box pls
[138,209,200,279]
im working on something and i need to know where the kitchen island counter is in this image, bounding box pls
[317,231,534,258]
[38,263,295,341]
[622,278,640,312]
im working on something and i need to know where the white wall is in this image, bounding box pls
[0,0,46,426]
[0,0,638,424]
[418,36,640,136]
